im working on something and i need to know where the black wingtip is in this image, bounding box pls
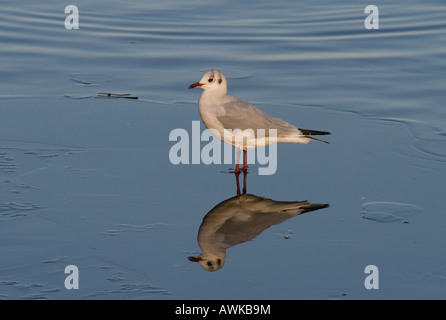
[302,203,330,214]
[299,128,331,136]
[308,136,330,144]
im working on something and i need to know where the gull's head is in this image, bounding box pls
[188,253,225,272]
[189,69,227,93]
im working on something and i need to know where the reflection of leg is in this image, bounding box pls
[242,170,247,194]
[235,170,241,197]
[241,149,248,172]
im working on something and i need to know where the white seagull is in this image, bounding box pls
[189,69,330,173]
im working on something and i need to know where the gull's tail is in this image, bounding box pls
[299,128,331,144]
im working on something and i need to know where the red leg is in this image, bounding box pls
[234,147,241,174]
[241,149,248,172]
[225,148,243,174]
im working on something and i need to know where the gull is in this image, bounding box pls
[189,69,330,173]
[188,193,329,272]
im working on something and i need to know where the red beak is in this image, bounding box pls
[189,82,203,89]
[188,256,202,262]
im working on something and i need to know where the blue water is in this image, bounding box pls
[1,0,445,299]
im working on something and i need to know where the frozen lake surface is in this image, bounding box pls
[1,0,445,299]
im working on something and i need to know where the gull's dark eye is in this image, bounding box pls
[207,261,213,267]
[208,78,214,83]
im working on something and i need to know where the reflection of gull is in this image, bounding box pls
[189,194,329,272]
[189,69,330,173]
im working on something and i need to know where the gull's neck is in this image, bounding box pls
[199,88,228,105]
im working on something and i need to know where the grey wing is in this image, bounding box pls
[217,98,301,136]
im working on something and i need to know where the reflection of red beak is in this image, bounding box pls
[189,82,203,89]
[188,256,202,262]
